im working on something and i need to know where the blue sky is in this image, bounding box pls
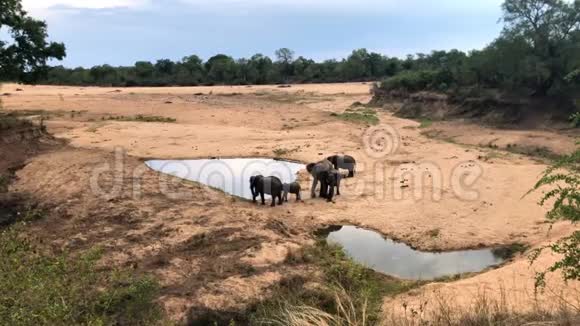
[21,0,505,67]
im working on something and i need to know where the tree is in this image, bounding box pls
[205,54,236,84]
[275,48,295,64]
[501,0,580,95]
[248,54,273,84]
[342,49,369,80]
[181,55,204,84]
[154,59,175,76]
[275,48,295,82]
[0,0,66,82]
[134,61,154,79]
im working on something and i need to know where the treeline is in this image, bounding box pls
[42,48,402,87]
[40,0,579,102]
[378,0,580,99]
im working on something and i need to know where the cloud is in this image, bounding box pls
[176,0,504,15]
[21,0,151,20]
[22,0,149,10]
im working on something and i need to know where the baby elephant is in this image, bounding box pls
[282,182,302,202]
[322,169,342,202]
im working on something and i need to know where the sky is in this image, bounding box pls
[19,0,505,68]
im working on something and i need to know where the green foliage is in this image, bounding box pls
[419,119,433,129]
[528,146,580,289]
[531,148,580,223]
[0,227,162,325]
[570,112,580,127]
[380,70,450,92]
[332,108,379,125]
[529,232,580,289]
[0,0,66,82]
[40,47,405,86]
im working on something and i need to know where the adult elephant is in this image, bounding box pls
[249,175,283,207]
[306,159,333,198]
[327,155,356,177]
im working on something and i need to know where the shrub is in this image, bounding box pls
[380,70,451,93]
[332,109,379,125]
[569,112,580,128]
[528,147,580,289]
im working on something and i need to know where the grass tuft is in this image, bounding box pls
[103,114,176,123]
[419,119,433,129]
[331,108,379,126]
[251,239,419,325]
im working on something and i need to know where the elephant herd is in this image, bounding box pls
[249,155,357,207]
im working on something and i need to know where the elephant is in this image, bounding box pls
[326,155,356,178]
[307,159,333,198]
[320,169,341,202]
[282,182,302,202]
[249,175,283,207]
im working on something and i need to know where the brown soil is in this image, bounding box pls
[1,82,579,322]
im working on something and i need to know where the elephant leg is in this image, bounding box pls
[348,169,354,178]
[327,184,335,202]
[251,188,257,203]
[336,178,341,196]
[260,192,266,205]
[278,193,283,205]
[271,195,276,207]
[283,190,288,202]
[296,191,301,202]
[320,179,328,198]
[311,177,318,198]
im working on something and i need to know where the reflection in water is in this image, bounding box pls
[327,226,504,280]
[146,158,304,200]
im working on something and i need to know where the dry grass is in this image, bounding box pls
[260,287,369,326]
[384,285,580,326]
[259,283,579,326]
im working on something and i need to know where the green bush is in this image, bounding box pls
[569,112,580,128]
[331,108,379,125]
[0,227,163,325]
[380,70,451,92]
[528,147,580,289]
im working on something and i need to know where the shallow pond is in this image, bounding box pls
[327,225,504,280]
[146,158,305,200]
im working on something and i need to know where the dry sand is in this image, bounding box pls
[1,82,578,321]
